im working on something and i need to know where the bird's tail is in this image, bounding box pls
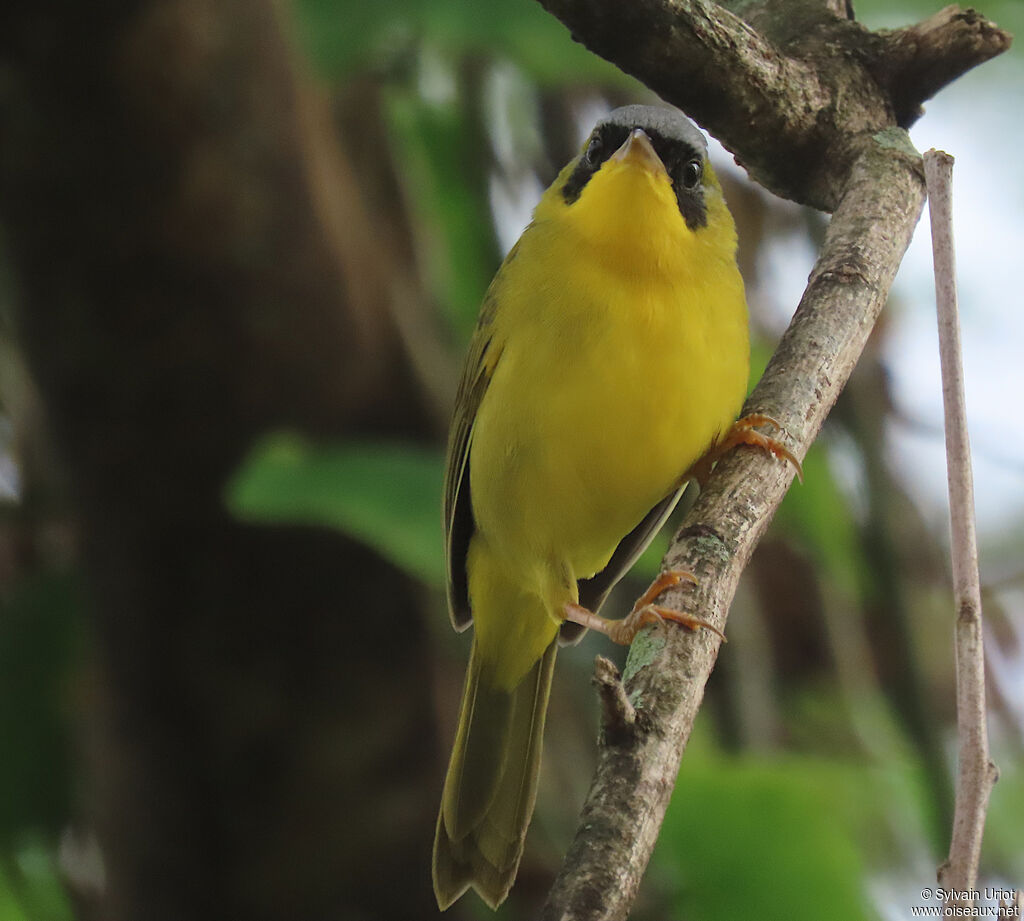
[432,637,557,910]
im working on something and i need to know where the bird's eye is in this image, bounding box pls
[680,158,702,189]
[585,135,603,166]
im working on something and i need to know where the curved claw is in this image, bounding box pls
[720,413,804,483]
[638,605,725,642]
[630,569,698,616]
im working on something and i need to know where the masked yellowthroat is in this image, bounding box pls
[434,104,795,910]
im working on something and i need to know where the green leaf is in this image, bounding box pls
[226,434,446,587]
[656,754,878,921]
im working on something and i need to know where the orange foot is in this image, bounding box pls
[563,569,723,645]
[691,413,803,488]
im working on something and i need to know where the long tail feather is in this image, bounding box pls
[433,639,557,910]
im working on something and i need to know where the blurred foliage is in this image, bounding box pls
[0,572,77,838]
[984,755,1024,875]
[656,750,875,921]
[0,0,1021,917]
[385,86,499,337]
[774,442,867,601]
[227,433,446,587]
[0,569,79,917]
[294,0,625,84]
[0,837,73,921]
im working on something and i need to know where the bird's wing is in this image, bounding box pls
[443,245,519,630]
[561,485,686,645]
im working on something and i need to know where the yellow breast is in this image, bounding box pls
[469,157,748,599]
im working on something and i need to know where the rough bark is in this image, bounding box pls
[537,0,1010,210]
[0,1,439,918]
[534,2,1011,918]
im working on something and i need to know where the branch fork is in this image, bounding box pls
[534,2,1011,917]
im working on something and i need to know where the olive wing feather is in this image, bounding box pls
[445,238,683,640]
[443,245,520,630]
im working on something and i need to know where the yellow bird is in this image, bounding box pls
[434,104,792,910]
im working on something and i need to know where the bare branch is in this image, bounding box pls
[872,8,1014,128]
[925,149,999,905]
[543,135,927,921]
[537,0,1011,209]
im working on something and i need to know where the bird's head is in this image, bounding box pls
[536,105,737,274]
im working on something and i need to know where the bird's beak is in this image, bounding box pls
[610,128,668,177]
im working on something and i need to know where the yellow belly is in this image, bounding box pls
[469,221,748,603]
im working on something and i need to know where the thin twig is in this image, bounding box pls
[925,149,999,904]
[592,656,636,743]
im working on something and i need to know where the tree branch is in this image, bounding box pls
[542,132,926,921]
[533,3,1011,916]
[925,149,998,906]
[872,7,1014,128]
[537,0,1010,209]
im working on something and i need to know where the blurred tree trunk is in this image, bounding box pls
[0,2,440,919]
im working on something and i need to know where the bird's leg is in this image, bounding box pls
[563,569,723,645]
[691,413,803,489]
